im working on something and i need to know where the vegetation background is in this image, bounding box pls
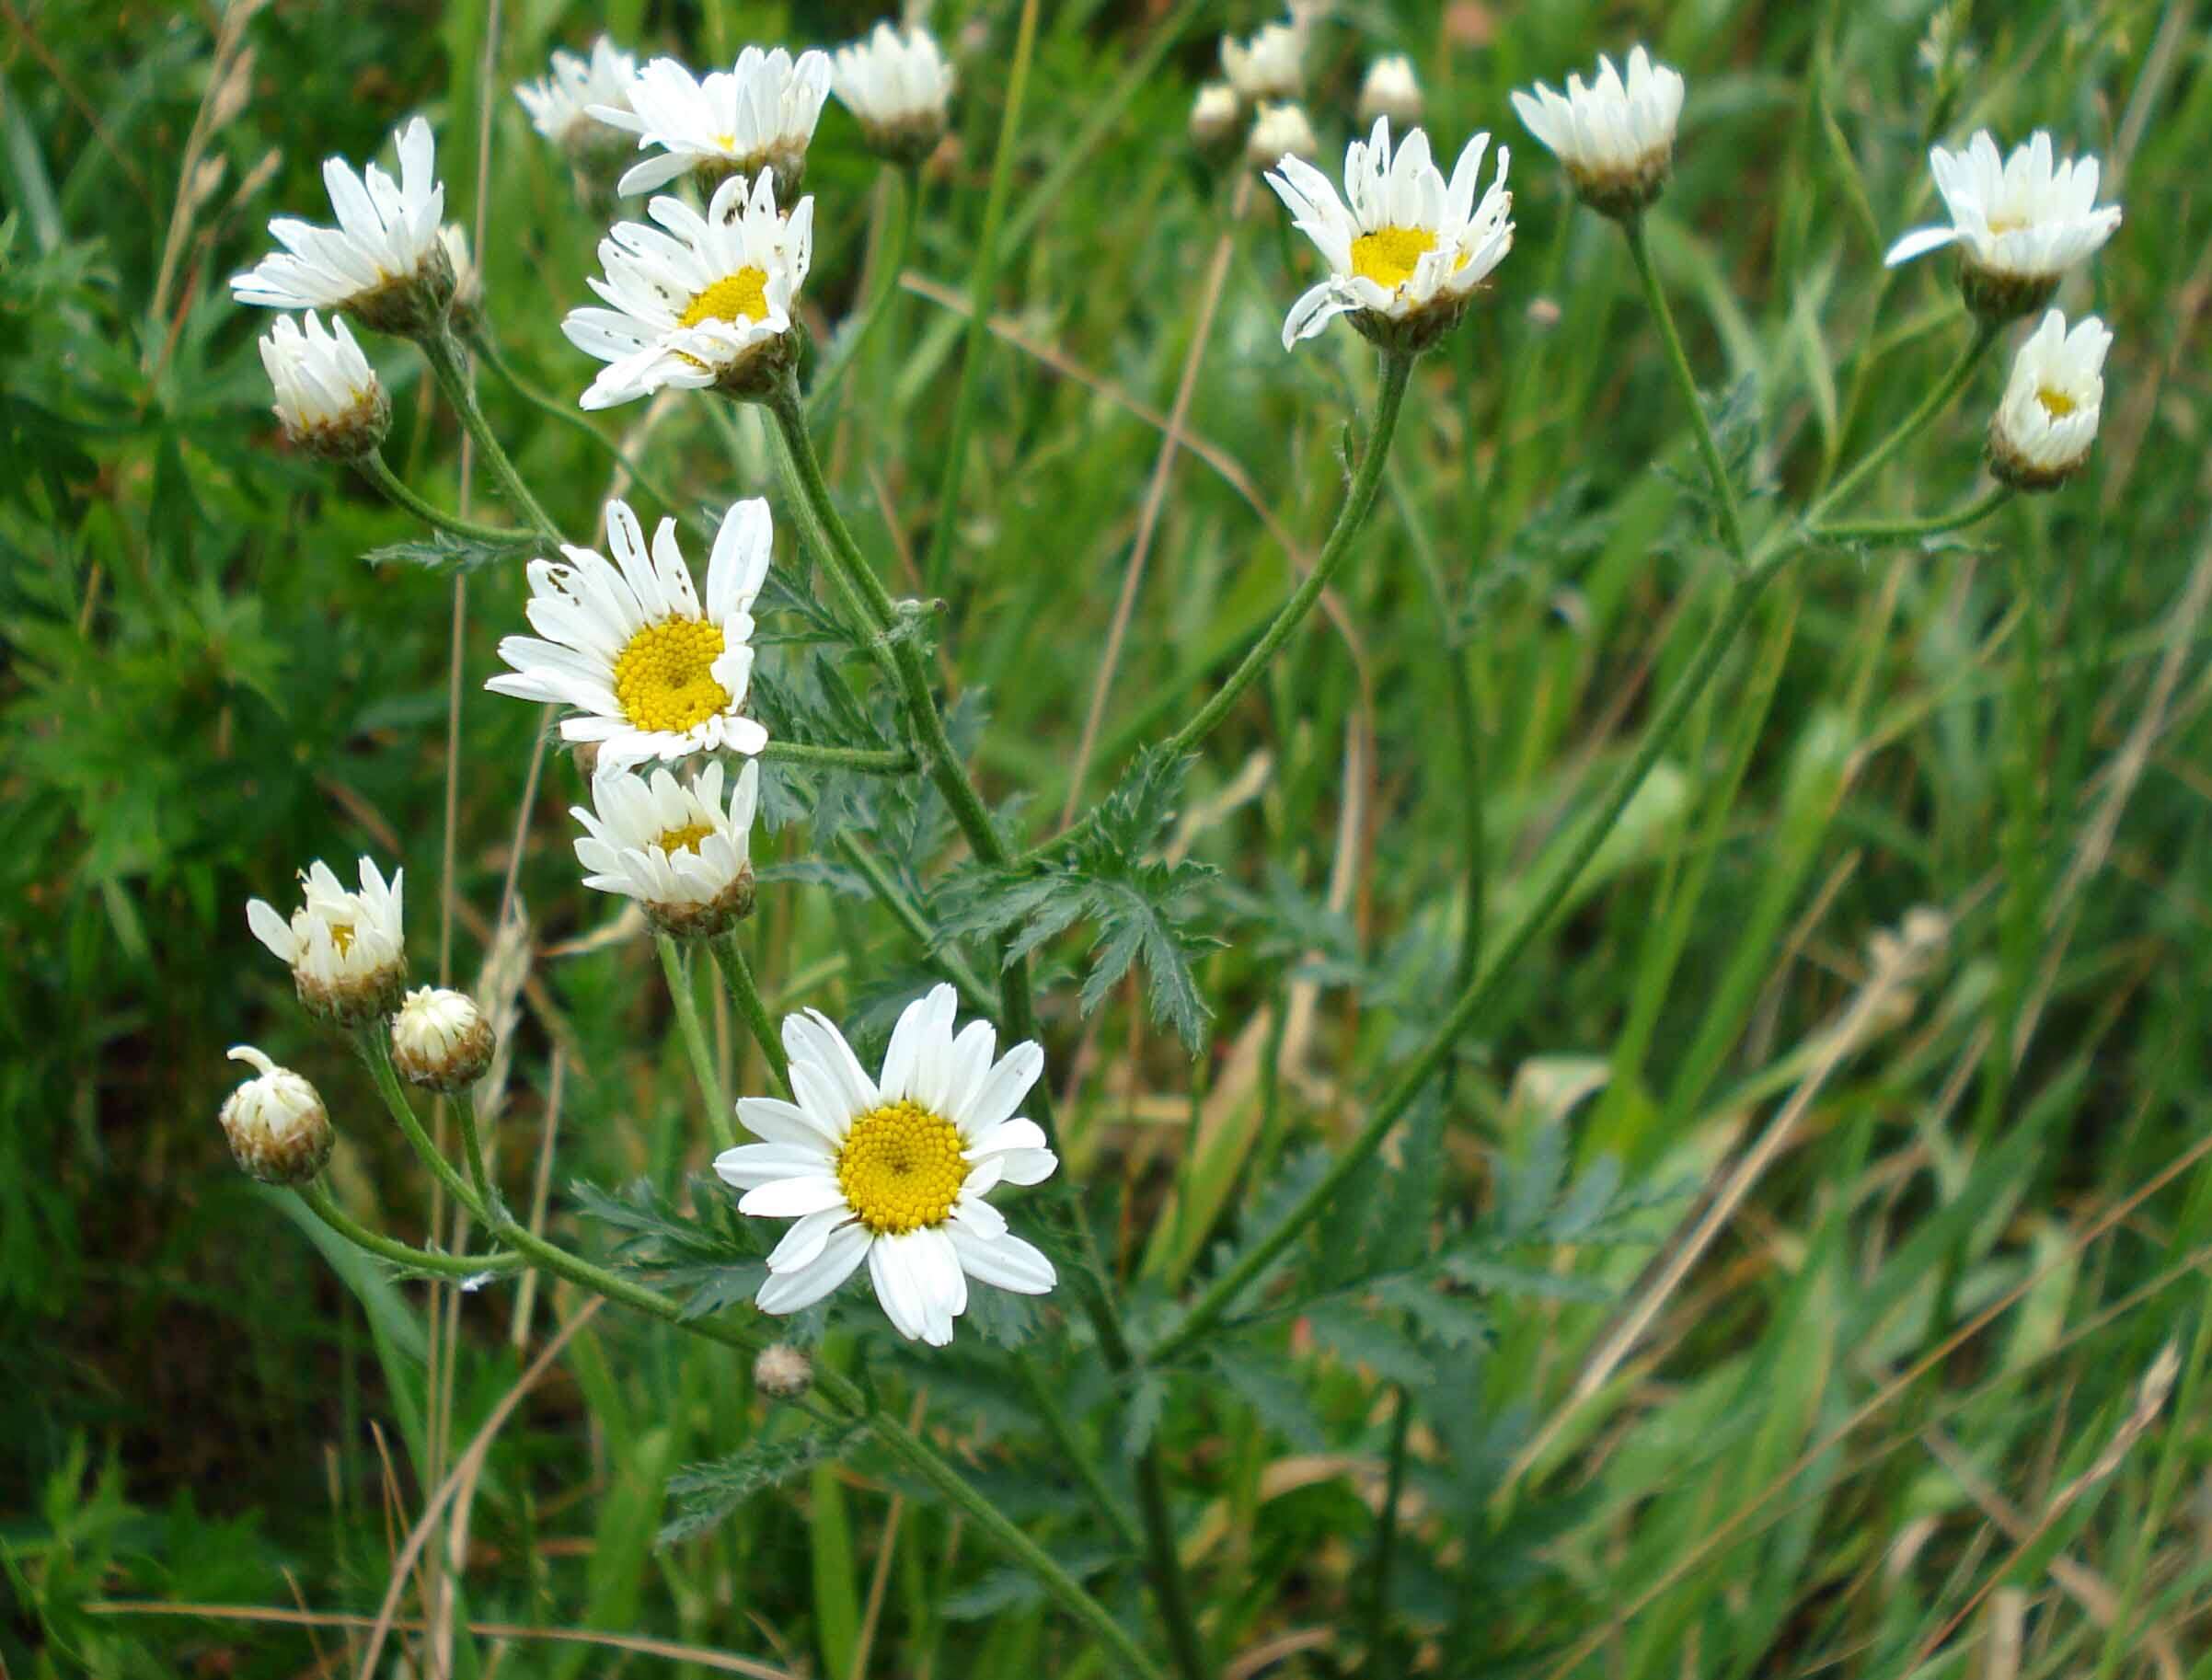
[6,0,2211,1674]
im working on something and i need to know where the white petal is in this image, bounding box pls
[756,1224,871,1314]
[738,1175,849,1218]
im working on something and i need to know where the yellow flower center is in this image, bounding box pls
[1350,224,1438,290]
[678,267,770,330]
[656,821,718,856]
[329,922,356,956]
[835,1099,967,1236]
[1987,214,2025,236]
[612,617,731,735]
[2036,385,2078,419]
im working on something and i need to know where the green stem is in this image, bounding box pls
[361,1029,490,1223]
[419,325,560,542]
[656,934,734,1151]
[1811,483,2014,546]
[1623,214,1751,568]
[808,163,920,423]
[1152,560,1783,1365]
[865,1407,1169,1680]
[1020,351,1416,868]
[356,1020,1151,1664]
[923,0,1040,597]
[709,930,790,1095]
[1810,318,2000,524]
[1015,1352,1144,1550]
[354,451,525,544]
[1130,1444,1209,1680]
[453,1088,497,1213]
[467,326,689,524]
[760,740,917,775]
[298,1180,521,1278]
[834,834,997,1011]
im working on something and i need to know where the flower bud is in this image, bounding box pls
[259,312,390,462]
[1190,83,1241,159]
[220,1046,334,1186]
[247,857,409,1028]
[391,986,497,1093]
[1247,101,1319,171]
[1988,309,2110,491]
[1357,55,1423,129]
[1221,17,1306,105]
[753,1341,813,1398]
[441,224,484,339]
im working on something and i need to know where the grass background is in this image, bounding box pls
[6,0,2212,1674]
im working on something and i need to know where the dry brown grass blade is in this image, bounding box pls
[1538,1128,2212,1678]
[353,1298,603,1680]
[83,1602,801,1679]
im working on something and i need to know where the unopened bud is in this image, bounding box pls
[1190,84,1241,158]
[259,312,390,462]
[391,986,497,1093]
[220,1046,334,1185]
[1247,101,1319,170]
[1357,55,1423,128]
[754,1341,813,1398]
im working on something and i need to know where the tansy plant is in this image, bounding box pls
[217,14,2126,1676]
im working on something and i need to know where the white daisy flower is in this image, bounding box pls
[715,984,1060,1345]
[1988,308,2110,490]
[258,311,388,460]
[391,987,496,1093]
[487,498,774,768]
[1884,131,2123,320]
[1221,16,1306,103]
[1247,101,1319,170]
[1510,45,1684,216]
[572,756,761,937]
[1358,55,1423,129]
[516,36,638,151]
[1266,117,1515,353]
[231,117,455,337]
[220,1047,334,1187]
[832,22,954,163]
[562,171,812,409]
[1190,83,1241,155]
[593,47,833,199]
[247,857,408,1026]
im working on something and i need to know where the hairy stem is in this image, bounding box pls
[467,325,688,521]
[1811,482,2014,546]
[298,1180,521,1278]
[1019,351,1416,867]
[709,930,791,1095]
[1810,317,2000,524]
[355,450,524,544]
[419,325,560,541]
[362,1029,490,1224]
[657,934,734,1152]
[1624,214,1751,567]
[1153,559,1783,1364]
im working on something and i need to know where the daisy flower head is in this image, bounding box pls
[258,312,388,461]
[220,1047,333,1187]
[487,498,774,769]
[716,984,1060,1345]
[1510,46,1685,218]
[247,857,408,1026]
[391,987,497,1094]
[1246,100,1318,170]
[572,756,761,938]
[1987,309,2110,490]
[1884,132,2123,322]
[231,117,455,338]
[1358,54,1423,129]
[562,170,812,408]
[833,21,954,165]
[593,46,832,201]
[1267,118,1515,354]
[1221,15,1306,104]
[516,36,638,156]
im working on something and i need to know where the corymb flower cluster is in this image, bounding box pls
[223,12,2125,1359]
